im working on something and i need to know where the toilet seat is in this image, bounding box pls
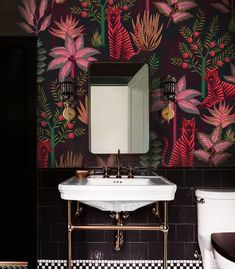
[211,233,235,263]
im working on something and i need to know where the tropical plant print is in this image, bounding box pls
[17,0,235,168]
[139,131,162,168]
[38,83,85,167]
[171,10,235,98]
[194,125,233,166]
[77,95,88,124]
[56,151,84,168]
[131,11,163,52]
[37,39,47,84]
[154,0,198,28]
[47,34,100,80]
[211,0,235,32]
[18,0,51,35]
[201,102,235,128]
[224,63,235,83]
[49,15,84,39]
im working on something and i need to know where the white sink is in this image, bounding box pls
[58,175,177,212]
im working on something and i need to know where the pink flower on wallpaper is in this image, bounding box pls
[48,34,100,81]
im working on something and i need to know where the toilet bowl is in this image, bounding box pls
[195,189,235,269]
[211,232,235,269]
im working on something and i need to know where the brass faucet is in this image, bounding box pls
[116,149,121,178]
[127,166,134,178]
[103,166,110,178]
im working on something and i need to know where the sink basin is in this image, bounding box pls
[58,175,177,212]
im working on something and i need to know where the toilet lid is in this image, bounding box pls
[195,189,235,199]
[211,233,235,263]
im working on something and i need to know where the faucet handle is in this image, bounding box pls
[127,166,134,178]
[103,166,110,178]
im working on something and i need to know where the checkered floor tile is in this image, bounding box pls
[37,260,203,269]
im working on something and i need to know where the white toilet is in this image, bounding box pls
[195,189,235,269]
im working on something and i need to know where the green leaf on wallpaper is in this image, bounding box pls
[151,160,160,167]
[151,78,160,89]
[171,57,183,66]
[180,26,193,40]
[38,55,47,61]
[139,159,149,167]
[192,9,205,33]
[37,68,45,75]
[37,62,46,68]
[148,53,160,76]
[139,155,149,161]
[70,6,81,16]
[152,154,161,161]
[38,48,47,55]
[37,76,45,83]
[152,148,162,155]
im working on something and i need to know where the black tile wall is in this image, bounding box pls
[37,168,235,260]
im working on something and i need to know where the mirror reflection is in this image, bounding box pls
[89,62,149,154]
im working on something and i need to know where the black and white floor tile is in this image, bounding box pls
[37,260,203,269]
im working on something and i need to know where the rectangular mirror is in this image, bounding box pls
[89,62,149,154]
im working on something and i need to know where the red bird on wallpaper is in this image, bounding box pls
[202,68,235,107]
[107,6,138,60]
[162,118,196,167]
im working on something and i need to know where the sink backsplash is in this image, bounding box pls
[18,0,235,169]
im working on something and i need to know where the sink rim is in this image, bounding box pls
[58,175,177,203]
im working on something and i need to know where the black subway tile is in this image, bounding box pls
[168,242,185,259]
[174,188,193,206]
[51,224,67,242]
[220,169,235,187]
[38,224,51,241]
[148,242,163,259]
[184,169,203,187]
[184,242,201,260]
[203,169,221,187]
[86,230,105,242]
[39,206,57,224]
[166,169,184,187]
[130,243,148,259]
[40,242,58,259]
[176,224,194,242]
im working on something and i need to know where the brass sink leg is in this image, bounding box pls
[163,201,169,269]
[111,212,125,251]
[68,200,72,269]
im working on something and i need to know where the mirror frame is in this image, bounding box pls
[88,61,150,155]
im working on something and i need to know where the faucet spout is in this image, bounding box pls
[116,149,121,178]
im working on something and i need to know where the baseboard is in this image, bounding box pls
[37,259,203,269]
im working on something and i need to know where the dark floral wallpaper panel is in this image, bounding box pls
[18,0,235,168]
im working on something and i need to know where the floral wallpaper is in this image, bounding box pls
[18,0,235,168]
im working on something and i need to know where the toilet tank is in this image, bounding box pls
[195,189,235,235]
